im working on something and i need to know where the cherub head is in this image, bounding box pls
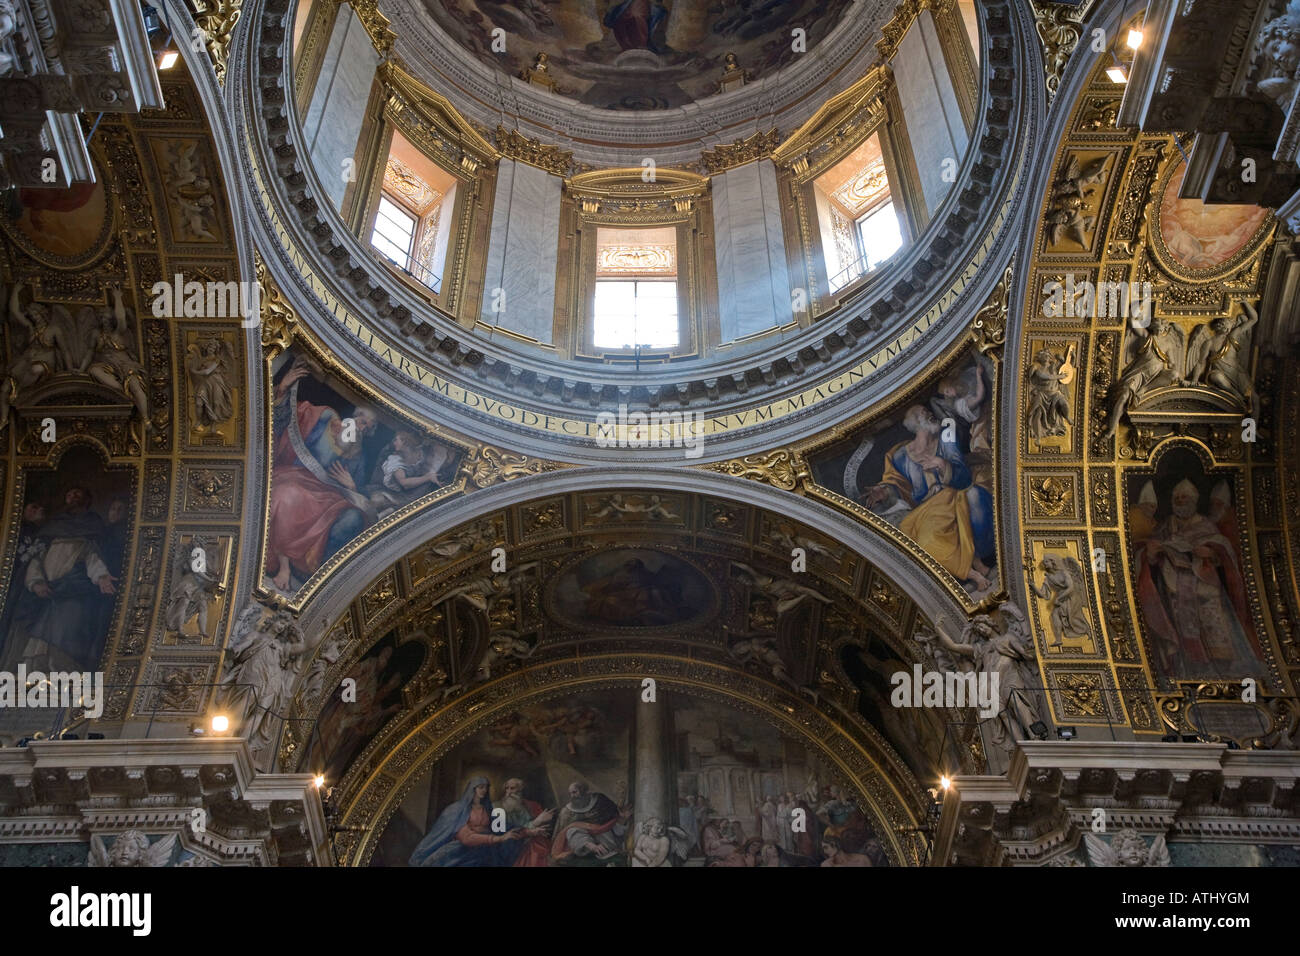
[107,830,151,867]
[1210,314,1235,335]
[1110,829,1150,867]
[392,429,424,461]
[1259,12,1300,79]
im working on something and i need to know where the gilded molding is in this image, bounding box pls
[495,126,573,177]
[707,449,811,492]
[699,128,782,174]
[346,0,396,56]
[254,253,297,360]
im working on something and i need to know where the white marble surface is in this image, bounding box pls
[480,159,562,342]
[893,10,969,216]
[713,160,792,341]
[302,8,378,211]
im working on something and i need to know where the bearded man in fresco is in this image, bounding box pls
[264,358,379,590]
[1135,479,1265,679]
[499,778,555,867]
[862,405,996,591]
[550,781,629,863]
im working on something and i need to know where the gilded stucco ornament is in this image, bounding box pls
[188,0,242,86]
[707,448,811,491]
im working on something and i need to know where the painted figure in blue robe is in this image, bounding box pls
[604,0,669,53]
[409,777,526,866]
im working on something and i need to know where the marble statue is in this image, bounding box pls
[1256,1,1300,108]
[220,604,308,769]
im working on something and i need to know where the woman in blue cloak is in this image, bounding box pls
[408,776,524,866]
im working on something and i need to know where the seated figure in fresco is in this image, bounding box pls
[264,359,379,590]
[861,405,996,591]
[8,486,119,673]
[409,777,525,867]
[550,781,629,863]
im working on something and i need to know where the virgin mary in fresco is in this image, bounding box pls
[409,777,524,867]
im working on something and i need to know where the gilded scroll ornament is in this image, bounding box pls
[1031,1,1086,101]
[708,448,810,491]
[189,0,242,86]
[460,445,554,488]
[255,254,296,359]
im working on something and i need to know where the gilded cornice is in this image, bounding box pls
[346,0,397,56]
[564,167,710,217]
[770,65,889,182]
[379,62,499,171]
[494,126,573,177]
[699,128,782,174]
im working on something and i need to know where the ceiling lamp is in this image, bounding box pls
[1106,64,1128,84]
[1126,28,1144,50]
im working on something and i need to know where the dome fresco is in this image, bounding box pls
[417,0,857,110]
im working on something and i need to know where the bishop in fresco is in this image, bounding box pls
[1134,478,1266,679]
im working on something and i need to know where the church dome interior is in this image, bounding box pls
[1,0,1300,899]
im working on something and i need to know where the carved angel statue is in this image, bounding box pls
[302,631,345,705]
[631,817,692,867]
[1045,155,1109,246]
[0,282,77,429]
[1255,0,1300,108]
[1025,346,1074,440]
[727,631,819,702]
[767,520,841,562]
[186,335,235,430]
[424,519,499,559]
[919,603,1048,752]
[167,141,218,240]
[80,285,153,430]
[731,562,832,616]
[88,830,177,867]
[1030,554,1091,648]
[219,604,308,769]
[1085,830,1170,868]
[587,493,680,520]
[443,562,538,613]
[163,536,222,639]
[474,629,534,682]
[1104,307,1185,438]
[1186,298,1260,417]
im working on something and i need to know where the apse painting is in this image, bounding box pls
[809,350,997,599]
[548,547,715,629]
[263,347,465,595]
[306,633,426,783]
[1156,159,1270,272]
[370,689,889,867]
[1126,447,1268,683]
[0,446,133,679]
[421,0,855,109]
